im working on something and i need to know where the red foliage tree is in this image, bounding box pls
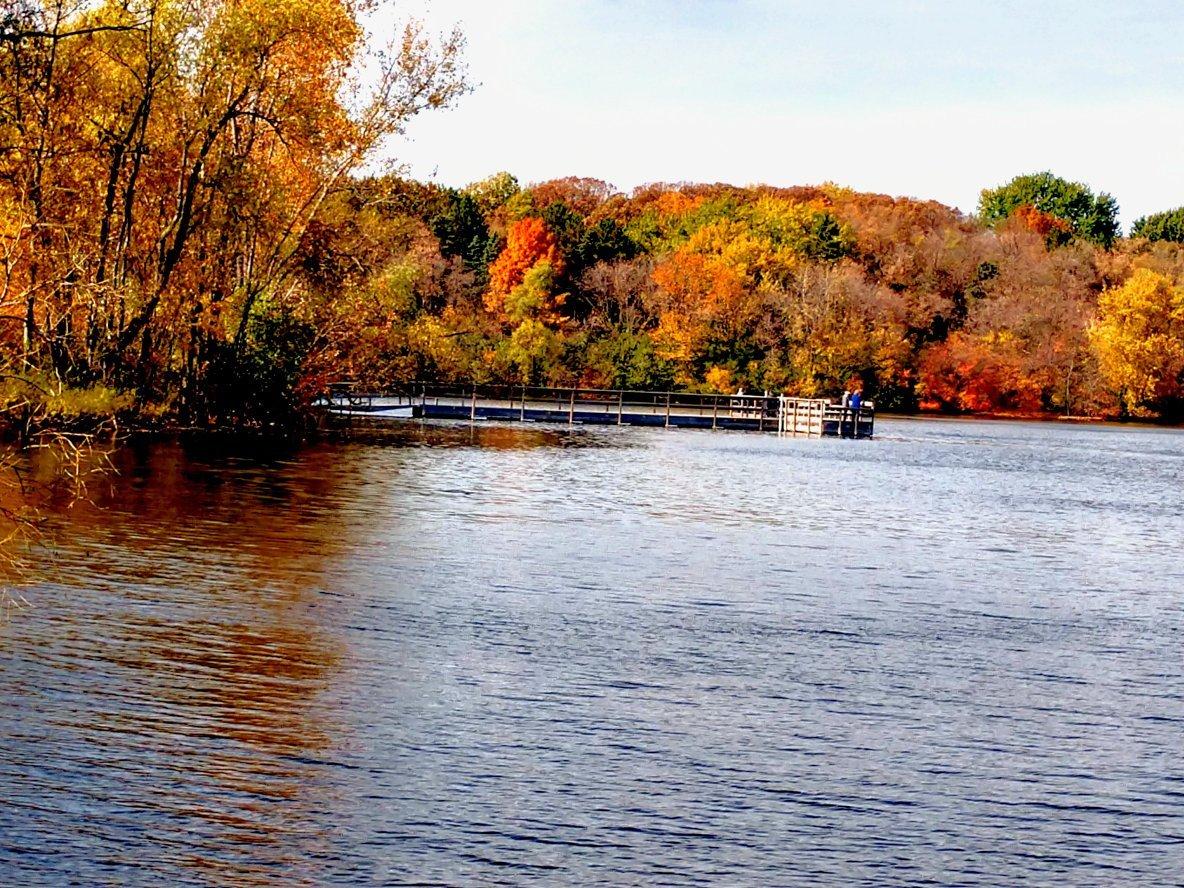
[918,332,1043,413]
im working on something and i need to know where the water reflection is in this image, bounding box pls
[3,438,363,885]
[345,417,630,450]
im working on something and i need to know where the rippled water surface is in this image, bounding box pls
[3,417,1184,885]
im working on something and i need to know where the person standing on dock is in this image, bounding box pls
[848,388,863,437]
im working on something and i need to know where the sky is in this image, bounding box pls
[381,0,1184,229]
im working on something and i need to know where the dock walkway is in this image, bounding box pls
[322,383,873,438]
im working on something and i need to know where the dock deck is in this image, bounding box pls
[322,384,873,438]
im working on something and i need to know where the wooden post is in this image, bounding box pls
[712,396,718,430]
[470,385,477,422]
[568,388,575,424]
[520,385,526,422]
[664,392,671,428]
[758,397,765,432]
[617,390,624,425]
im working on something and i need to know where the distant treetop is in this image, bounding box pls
[978,171,1120,248]
[1131,207,1184,243]
[464,172,520,214]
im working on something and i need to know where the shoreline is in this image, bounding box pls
[880,410,1183,430]
[4,405,1182,446]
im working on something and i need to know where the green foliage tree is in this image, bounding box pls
[575,219,637,269]
[978,172,1120,248]
[504,319,563,384]
[1131,208,1184,243]
[540,201,586,275]
[585,331,674,390]
[504,261,559,324]
[431,190,495,277]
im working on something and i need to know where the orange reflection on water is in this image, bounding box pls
[16,438,373,885]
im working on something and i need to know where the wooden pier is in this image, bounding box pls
[322,383,874,438]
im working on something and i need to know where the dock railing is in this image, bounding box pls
[403,382,784,429]
[817,399,875,438]
[777,397,829,437]
[325,380,416,411]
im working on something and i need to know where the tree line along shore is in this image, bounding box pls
[3,1,1184,441]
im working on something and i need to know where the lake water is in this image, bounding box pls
[2,417,1184,885]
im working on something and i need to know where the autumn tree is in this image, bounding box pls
[930,227,1105,415]
[528,177,616,217]
[978,172,1119,248]
[578,257,655,333]
[648,248,758,386]
[1089,268,1184,416]
[1013,205,1074,247]
[759,262,911,399]
[0,0,469,421]
[918,332,1044,413]
[485,217,563,318]
[464,171,519,215]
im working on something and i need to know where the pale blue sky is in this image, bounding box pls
[386,1,1184,228]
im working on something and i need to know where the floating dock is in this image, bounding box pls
[322,384,873,438]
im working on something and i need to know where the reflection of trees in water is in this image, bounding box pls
[346,418,629,451]
[11,427,624,882]
[79,617,340,885]
[24,438,378,885]
[0,434,111,590]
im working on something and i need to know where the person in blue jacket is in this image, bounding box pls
[848,388,863,437]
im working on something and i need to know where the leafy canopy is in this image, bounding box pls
[978,172,1119,248]
[1131,207,1184,244]
[1089,268,1184,415]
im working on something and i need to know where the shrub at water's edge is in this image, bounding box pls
[0,373,131,437]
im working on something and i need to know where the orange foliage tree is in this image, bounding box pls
[485,217,564,319]
[649,249,753,383]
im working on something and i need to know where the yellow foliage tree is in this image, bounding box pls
[1089,268,1184,414]
[703,365,735,393]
